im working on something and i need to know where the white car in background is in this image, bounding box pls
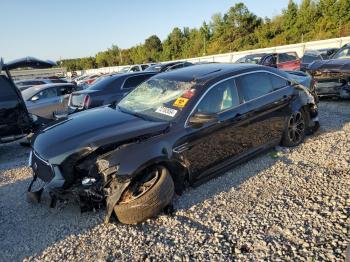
[119,63,156,73]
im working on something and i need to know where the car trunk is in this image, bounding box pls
[0,57,57,142]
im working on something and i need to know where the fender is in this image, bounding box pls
[100,135,188,182]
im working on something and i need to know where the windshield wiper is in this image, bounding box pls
[118,106,151,121]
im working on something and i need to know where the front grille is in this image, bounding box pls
[31,152,54,182]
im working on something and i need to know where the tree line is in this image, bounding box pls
[60,0,350,71]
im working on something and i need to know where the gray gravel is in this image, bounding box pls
[0,100,349,262]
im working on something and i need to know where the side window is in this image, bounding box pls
[278,54,289,63]
[269,74,289,90]
[197,79,240,114]
[286,52,298,61]
[236,73,273,101]
[123,75,151,89]
[141,65,149,70]
[130,66,140,72]
[263,56,276,65]
[302,54,318,63]
[33,87,58,101]
[57,85,73,96]
[0,76,18,100]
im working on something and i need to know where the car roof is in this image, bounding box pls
[24,83,73,93]
[243,53,267,57]
[114,71,157,78]
[154,63,269,83]
[21,83,74,100]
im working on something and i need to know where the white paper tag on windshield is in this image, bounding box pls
[155,106,178,117]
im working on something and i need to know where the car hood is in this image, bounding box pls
[2,57,57,71]
[32,106,170,163]
[308,59,350,73]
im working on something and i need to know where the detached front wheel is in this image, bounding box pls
[114,166,174,224]
[281,110,306,147]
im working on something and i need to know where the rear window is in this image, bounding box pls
[87,76,121,91]
[123,75,152,89]
[141,65,149,70]
[279,53,298,63]
[302,54,320,63]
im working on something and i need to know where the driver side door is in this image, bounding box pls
[181,78,252,181]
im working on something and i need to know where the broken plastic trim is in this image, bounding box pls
[104,176,131,223]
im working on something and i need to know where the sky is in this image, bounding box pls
[0,0,302,61]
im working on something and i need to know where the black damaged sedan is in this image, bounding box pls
[28,64,319,224]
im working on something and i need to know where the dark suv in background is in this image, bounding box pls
[0,57,56,143]
[307,43,350,98]
[68,71,157,114]
[300,48,338,72]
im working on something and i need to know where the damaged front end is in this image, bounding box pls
[27,147,132,223]
[308,59,350,98]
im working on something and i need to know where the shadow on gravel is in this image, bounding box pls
[174,100,350,212]
[0,177,103,261]
[174,151,280,212]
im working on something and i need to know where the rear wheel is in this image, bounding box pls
[281,110,306,147]
[114,166,174,224]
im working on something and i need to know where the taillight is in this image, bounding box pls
[83,95,90,109]
[86,79,95,84]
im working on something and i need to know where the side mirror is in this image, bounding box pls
[31,95,39,102]
[188,112,218,128]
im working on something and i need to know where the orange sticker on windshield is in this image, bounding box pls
[173,97,189,108]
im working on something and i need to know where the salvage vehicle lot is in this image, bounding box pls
[0,100,349,261]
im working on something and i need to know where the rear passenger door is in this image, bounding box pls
[235,72,293,148]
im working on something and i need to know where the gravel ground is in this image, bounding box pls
[0,100,349,262]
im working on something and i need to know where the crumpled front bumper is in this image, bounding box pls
[27,150,131,223]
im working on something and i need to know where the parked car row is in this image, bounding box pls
[235,44,349,99]
[307,43,350,98]
[15,77,69,91]
[235,52,301,71]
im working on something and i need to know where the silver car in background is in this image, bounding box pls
[21,83,76,119]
